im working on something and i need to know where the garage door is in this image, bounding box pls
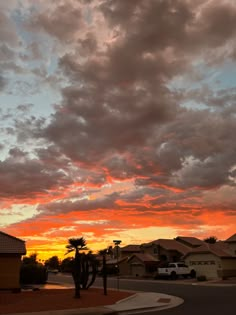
[185,254,221,279]
[130,264,145,277]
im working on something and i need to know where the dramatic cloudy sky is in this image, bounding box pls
[1,0,236,259]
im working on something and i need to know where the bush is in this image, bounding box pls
[20,264,48,284]
[197,275,207,281]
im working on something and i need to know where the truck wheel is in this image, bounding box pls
[170,271,177,280]
[190,269,196,278]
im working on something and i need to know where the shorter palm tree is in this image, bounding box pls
[66,237,87,298]
[98,246,113,295]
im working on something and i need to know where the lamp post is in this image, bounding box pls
[113,240,121,291]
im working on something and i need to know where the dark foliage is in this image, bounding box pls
[20,264,48,284]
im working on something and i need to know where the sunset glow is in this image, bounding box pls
[1,0,236,260]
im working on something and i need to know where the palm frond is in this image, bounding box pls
[66,237,87,253]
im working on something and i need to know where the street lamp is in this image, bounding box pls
[113,240,121,290]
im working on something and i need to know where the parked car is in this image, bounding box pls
[156,262,196,280]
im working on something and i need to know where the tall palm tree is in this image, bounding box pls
[66,237,87,298]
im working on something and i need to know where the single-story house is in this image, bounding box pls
[105,257,127,274]
[0,231,26,290]
[119,253,159,277]
[184,242,236,279]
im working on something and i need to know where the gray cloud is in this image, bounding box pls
[0,148,72,199]
[2,0,236,223]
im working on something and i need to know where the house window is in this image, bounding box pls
[153,247,158,254]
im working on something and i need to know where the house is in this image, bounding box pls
[120,244,141,258]
[0,231,26,290]
[225,233,236,254]
[184,241,236,279]
[141,239,191,263]
[119,253,159,277]
[105,257,127,275]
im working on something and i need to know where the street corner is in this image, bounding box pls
[104,292,184,314]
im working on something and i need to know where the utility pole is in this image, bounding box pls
[113,240,121,291]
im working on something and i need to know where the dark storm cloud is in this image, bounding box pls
[0,148,72,199]
[27,1,236,193]
[3,0,236,215]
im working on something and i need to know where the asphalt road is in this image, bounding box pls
[48,273,236,315]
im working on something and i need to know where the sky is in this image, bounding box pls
[1,0,236,260]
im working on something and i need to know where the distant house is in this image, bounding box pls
[105,257,127,275]
[120,244,141,258]
[0,231,26,290]
[141,238,191,263]
[125,253,159,277]
[184,241,236,279]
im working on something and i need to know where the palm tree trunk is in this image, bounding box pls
[102,255,107,295]
[73,249,81,298]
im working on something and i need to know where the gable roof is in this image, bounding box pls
[175,236,204,247]
[128,253,159,264]
[184,241,236,259]
[225,233,236,243]
[142,239,190,255]
[121,245,141,253]
[106,257,127,265]
[0,231,26,255]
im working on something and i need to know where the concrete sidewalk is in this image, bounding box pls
[8,292,184,315]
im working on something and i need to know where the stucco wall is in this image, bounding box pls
[220,259,236,278]
[226,243,236,254]
[185,253,221,279]
[0,254,21,289]
[119,259,130,275]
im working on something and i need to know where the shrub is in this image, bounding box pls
[20,264,48,284]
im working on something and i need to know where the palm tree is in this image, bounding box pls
[98,246,113,295]
[85,251,97,289]
[66,237,87,298]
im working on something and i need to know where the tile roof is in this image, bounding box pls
[128,253,158,263]
[184,241,236,258]
[121,245,141,252]
[106,257,128,265]
[175,236,204,247]
[0,231,26,255]
[225,233,236,243]
[142,239,190,255]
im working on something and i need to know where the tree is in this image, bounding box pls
[85,251,98,289]
[22,253,38,264]
[60,257,74,273]
[45,256,60,270]
[66,237,87,298]
[20,253,47,284]
[204,236,218,244]
[98,246,113,295]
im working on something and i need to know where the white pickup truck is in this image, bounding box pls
[156,262,196,280]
